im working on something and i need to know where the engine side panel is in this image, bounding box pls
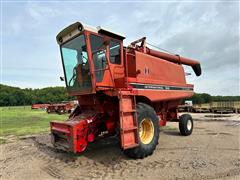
[134,51,186,85]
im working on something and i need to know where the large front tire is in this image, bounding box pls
[124,103,160,159]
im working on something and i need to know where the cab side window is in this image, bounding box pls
[109,40,121,64]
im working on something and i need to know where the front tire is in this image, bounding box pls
[124,103,160,159]
[179,114,193,136]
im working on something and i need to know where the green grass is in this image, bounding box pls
[0,106,68,137]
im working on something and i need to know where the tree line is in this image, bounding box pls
[0,84,239,106]
[0,84,75,106]
[187,93,240,104]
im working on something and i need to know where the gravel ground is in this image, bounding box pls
[1,113,240,180]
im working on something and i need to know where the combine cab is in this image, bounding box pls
[50,22,201,158]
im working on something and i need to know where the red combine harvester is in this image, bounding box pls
[50,22,201,158]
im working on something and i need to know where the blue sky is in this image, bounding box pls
[1,0,239,95]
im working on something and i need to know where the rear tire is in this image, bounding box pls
[124,103,160,159]
[179,114,193,136]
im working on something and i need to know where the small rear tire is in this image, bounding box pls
[179,114,193,136]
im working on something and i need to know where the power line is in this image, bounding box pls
[146,42,176,55]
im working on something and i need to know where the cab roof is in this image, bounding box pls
[56,21,125,45]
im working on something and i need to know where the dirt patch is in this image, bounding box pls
[1,120,240,180]
[205,115,232,118]
[189,113,240,122]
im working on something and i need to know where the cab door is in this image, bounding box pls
[108,39,125,88]
[89,33,124,88]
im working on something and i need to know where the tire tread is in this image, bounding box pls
[124,103,160,159]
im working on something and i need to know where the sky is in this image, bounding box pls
[1,0,239,95]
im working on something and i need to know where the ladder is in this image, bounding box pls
[119,91,139,149]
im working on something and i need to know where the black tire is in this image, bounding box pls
[124,103,160,159]
[179,114,193,136]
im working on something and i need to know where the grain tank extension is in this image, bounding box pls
[50,22,202,158]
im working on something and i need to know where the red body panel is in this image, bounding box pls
[136,89,194,102]
[135,51,186,84]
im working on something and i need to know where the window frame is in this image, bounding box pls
[89,33,108,82]
[59,31,95,95]
[109,40,122,65]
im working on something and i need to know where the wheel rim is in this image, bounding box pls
[187,119,192,131]
[139,118,154,144]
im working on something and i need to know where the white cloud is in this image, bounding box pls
[10,17,22,34]
[26,2,62,21]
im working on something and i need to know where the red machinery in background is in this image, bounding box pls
[50,22,201,158]
[31,104,50,110]
[47,101,76,114]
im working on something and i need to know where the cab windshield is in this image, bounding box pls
[61,35,92,92]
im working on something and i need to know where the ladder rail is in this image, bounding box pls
[132,95,138,144]
[119,91,139,149]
